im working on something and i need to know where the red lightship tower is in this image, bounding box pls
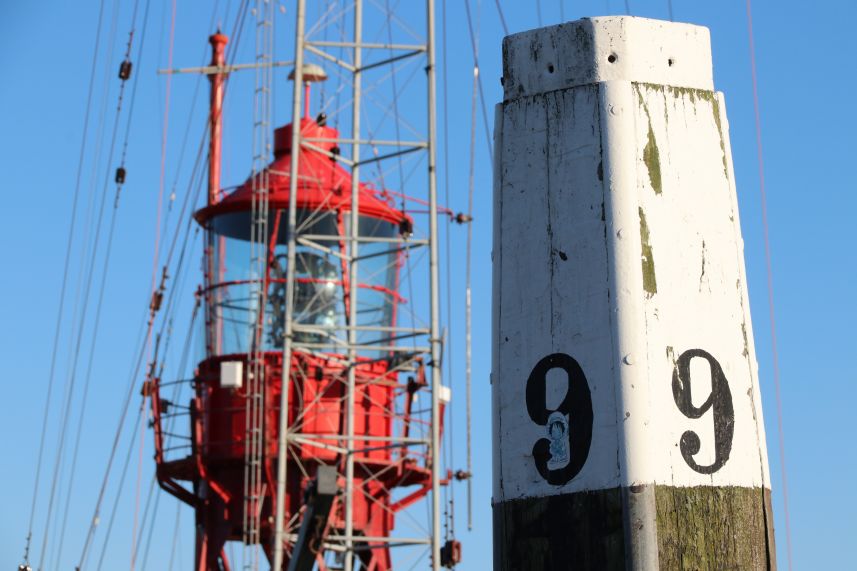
[150,2,459,570]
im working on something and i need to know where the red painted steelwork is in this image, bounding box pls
[149,34,440,571]
[194,118,406,227]
[152,350,436,570]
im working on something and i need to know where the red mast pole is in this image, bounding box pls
[204,32,228,358]
[196,35,231,571]
[208,32,228,206]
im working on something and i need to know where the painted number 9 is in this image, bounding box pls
[525,353,593,485]
[671,349,735,474]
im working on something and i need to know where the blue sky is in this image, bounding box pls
[1,0,855,569]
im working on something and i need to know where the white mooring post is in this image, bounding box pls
[492,17,776,570]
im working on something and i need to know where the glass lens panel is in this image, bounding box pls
[208,209,400,357]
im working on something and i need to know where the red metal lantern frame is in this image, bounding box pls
[148,31,450,571]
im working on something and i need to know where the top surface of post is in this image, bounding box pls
[502,16,713,100]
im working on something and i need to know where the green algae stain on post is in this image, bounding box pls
[643,122,663,195]
[639,207,657,295]
[712,99,729,179]
[705,92,729,179]
[636,84,663,195]
[655,486,777,570]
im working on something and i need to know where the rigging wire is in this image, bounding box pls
[493,0,509,36]
[82,162,202,566]
[51,1,151,565]
[76,304,156,568]
[158,0,244,306]
[21,0,108,566]
[440,0,457,542]
[79,146,204,569]
[463,0,483,532]
[367,10,428,481]
[463,0,493,162]
[135,267,200,570]
[134,475,160,570]
[159,0,225,241]
[38,1,123,567]
[92,226,199,569]
[744,1,792,568]
[167,502,182,571]
[135,3,245,563]
[76,0,243,565]
[53,163,127,568]
[115,0,151,203]
[128,0,177,562]
[153,0,177,341]
[93,394,144,571]
[75,5,178,566]
[78,169,202,568]
[384,0,408,217]
[379,0,421,362]
[130,387,147,571]
[138,303,200,570]
[130,1,226,562]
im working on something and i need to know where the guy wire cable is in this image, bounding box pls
[75,0,237,559]
[20,0,106,563]
[38,0,123,566]
[51,0,152,564]
[745,0,793,568]
[463,0,482,531]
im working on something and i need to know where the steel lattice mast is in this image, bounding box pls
[244,0,276,568]
[272,1,443,569]
[149,1,452,570]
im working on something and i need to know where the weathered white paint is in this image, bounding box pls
[502,16,712,100]
[492,16,771,504]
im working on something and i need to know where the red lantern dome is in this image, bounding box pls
[195,118,407,227]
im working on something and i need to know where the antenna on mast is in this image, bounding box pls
[288,63,327,119]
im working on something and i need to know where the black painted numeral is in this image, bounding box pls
[671,349,735,474]
[525,353,593,485]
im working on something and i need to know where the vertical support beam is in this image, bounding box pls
[206,32,228,358]
[344,3,363,570]
[492,16,776,570]
[272,1,307,569]
[244,0,274,565]
[425,0,442,569]
[286,466,339,571]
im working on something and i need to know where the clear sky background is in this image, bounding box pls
[2,0,855,569]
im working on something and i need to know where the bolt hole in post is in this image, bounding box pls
[547,64,555,73]
[607,53,618,63]
[668,57,675,66]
